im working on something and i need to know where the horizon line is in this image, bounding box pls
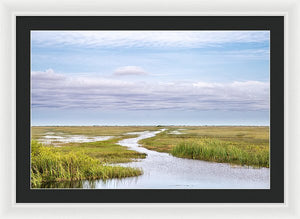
[31,124,270,127]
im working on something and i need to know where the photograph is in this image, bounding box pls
[30,30,270,189]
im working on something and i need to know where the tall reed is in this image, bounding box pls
[31,141,142,188]
[171,138,269,167]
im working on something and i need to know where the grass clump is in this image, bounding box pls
[57,137,146,164]
[31,141,142,188]
[171,138,269,167]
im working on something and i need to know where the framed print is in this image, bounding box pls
[15,16,284,203]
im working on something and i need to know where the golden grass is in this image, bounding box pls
[56,136,146,163]
[31,126,161,139]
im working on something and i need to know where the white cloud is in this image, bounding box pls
[206,49,270,60]
[31,31,269,49]
[31,68,65,81]
[31,69,269,111]
[114,66,148,76]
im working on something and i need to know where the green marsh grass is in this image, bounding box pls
[56,136,146,163]
[139,126,269,167]
[171,138,269,167]
[31,141,142,188]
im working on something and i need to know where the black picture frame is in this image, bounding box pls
[16,16,284,203]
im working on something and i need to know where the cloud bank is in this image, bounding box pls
[31,69,269,111]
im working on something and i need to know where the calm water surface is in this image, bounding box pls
[43,129,270,189]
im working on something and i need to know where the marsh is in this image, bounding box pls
[31,126,270,189]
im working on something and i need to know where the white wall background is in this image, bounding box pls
[0,0,299,218]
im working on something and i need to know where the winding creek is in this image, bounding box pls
[43,129,270,189]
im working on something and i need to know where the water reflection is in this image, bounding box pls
[40,176,141,189]
[41,180,88,189]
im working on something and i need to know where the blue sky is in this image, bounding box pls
[31,31,270,126]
